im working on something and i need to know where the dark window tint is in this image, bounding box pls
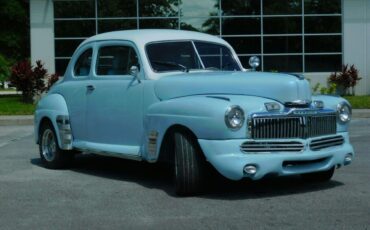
[304,0,341,14]
[54,0,95,18]
[222,18,260,35]
[96,46,139,76]
[55,39,83,57]
[146,41,201,72]
[264,55,302,72]
[181,18,220,35]
[305,16,341,33]
[263,0,302,15]
[98,20,137,33]
[221,0,260,16]
[264,17,301,34]
[55,59,70,76]
[55,20,95,37]
[74,49,93,77]
[223,37,261,54]
[305,55,341,72]
[305,36,341,53]
[139,19,179,29]
[140,0,178,17]
[194,42,240,71]
[264,36,302,53]
[98,0,137,17]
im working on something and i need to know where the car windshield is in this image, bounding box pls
[146,41,241,72]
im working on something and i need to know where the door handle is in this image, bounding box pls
[86,85,95,91]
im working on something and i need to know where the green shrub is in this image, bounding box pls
[312,82,337,95]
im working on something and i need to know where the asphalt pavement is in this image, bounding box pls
[0,120,369,229]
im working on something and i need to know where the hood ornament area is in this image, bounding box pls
[284,100,312,108]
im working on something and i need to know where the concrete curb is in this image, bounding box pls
[352,109,370,118]
[0,110,369,126]
[0,115,34,126]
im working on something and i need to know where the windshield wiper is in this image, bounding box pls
[152,60,189,73]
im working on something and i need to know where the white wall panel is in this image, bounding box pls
[343,0,369,95]
[30,0,55,73]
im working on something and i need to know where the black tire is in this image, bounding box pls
[39,121,74,169]
[174,132,205,196]
[301,167,335,182]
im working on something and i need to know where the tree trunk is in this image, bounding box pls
[22,92,34,104]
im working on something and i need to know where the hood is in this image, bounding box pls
[154,71,311,104]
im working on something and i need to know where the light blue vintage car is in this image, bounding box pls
[35,29,354,195]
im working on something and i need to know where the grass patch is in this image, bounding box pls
[0,88,17,92]
[344,96,370,109]
[0,95,35,115]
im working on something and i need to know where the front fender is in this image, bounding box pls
[34,93,72,150]
[142,95,275,161]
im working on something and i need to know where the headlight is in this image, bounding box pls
[337,101,352,123]
[225,105,245,131]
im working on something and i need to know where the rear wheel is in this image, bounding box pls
[174,132,205,196]
[39,121,74,169]
[301,167,335,182]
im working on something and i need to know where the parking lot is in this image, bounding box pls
[0,119,369,229]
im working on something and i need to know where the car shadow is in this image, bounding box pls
[30,154,344,199]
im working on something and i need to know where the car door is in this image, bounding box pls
[85,41,144,156]
[61,45,94,143]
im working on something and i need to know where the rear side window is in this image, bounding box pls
[96,45,139,76]
[73,48,93,77]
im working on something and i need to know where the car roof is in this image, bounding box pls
[79,29,229,48]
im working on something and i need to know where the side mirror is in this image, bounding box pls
[129,65,141,83]
[248,56,260,71]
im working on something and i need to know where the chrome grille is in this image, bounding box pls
[249,114,337,139]
[310,135,344,151]
[240,141,304,153]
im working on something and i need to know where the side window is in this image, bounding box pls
[73,48,93,77]
[96,45,139,76]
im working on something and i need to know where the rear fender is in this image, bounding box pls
[34,94,72,150]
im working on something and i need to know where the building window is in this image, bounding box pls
[53,0,342,74]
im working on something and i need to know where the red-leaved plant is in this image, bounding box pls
[10,60,47,103]
[47,73,60,91]
[329,64,361,96]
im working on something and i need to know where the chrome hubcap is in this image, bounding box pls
[41,129,56,162]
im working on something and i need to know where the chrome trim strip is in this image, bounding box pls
[56,115,73,150]
[309,135,344,151]
[75,148,142,161]
[240,141,305,153]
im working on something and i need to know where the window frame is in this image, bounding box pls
[93,40,143,80]
[144,39,242,73]
[71,45,94,79]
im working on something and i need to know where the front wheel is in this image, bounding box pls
[174,132,206,196]
[301,167,335,182]
[39,121,74,169]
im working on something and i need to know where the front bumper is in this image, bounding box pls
[198,132,354,180]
